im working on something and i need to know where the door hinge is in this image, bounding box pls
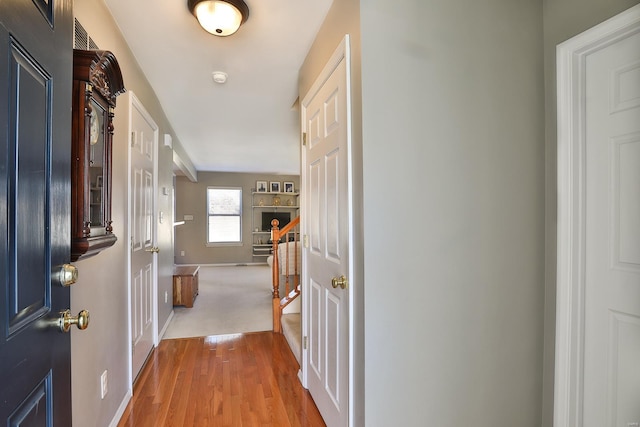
[131,132,136,147]
[303,235,309,248]
[303,336,308,350]
[302,132,307,146]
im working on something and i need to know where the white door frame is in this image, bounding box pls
[555,4,640,426]
[125,91,160,389]
[300,34,355,425]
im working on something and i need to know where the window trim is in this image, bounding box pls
[205,186,243,247]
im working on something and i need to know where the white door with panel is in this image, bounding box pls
[301,36,351,427]
[556,5,640,426]
[128,92,159,380]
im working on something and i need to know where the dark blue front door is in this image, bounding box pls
[0,0,73,425]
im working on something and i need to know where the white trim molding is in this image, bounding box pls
[555,4,640,426]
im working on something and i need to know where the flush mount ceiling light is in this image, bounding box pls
[187,0,249,37]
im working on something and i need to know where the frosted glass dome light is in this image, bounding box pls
[188,0,249,37]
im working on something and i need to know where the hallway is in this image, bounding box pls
[117,332,324,426]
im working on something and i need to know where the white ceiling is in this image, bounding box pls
[103,0,333,175]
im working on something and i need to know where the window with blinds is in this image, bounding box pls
[207,187,242,244]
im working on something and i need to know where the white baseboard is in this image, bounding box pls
[108,389,132,427]
[174,263,267,267]
[158,310,174,340]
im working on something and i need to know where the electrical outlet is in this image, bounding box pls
[164,291,168,304]
[100,370,108,399]
[180,250,185,256]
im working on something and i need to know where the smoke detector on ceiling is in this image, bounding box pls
[212,71,228,84]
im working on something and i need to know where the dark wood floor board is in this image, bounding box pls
[117,332,325,427]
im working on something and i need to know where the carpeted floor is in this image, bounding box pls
[163,265,272,339]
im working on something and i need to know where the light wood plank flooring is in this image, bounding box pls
[117,332,325,427]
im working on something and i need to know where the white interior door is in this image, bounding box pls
[556,5,640,426]
[583,20,640,427]
[301,36,351,427]
[128,92,159,381]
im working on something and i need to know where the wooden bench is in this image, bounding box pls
[173,266,199,308]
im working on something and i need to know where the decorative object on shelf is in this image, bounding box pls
[272,196,281,206]
[187,0,249,37]
[286,198,293,206]
[270,181,281,193]
[284,181,294,193]
[258,198,264,206]
[71,49,125,261]
[256,180,267,192]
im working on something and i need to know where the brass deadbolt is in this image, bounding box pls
[58,264,78,287]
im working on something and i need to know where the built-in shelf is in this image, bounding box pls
[252,205,299,209]
[252,190,299,260]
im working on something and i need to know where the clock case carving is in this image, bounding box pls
[71,49,125,261]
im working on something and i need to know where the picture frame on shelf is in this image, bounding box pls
[256,180,267,192]
[283,181,294,193]
[270,181,281,193]
[96,175,103,188]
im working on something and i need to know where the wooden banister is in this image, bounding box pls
[271,216,301,333]
[272,216,300,240]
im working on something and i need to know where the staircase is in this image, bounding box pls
[281,313,301,364]
[270,217,302,362]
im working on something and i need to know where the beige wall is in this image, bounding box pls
[175,172,300,265]
[71,0,194,425]
[358,1,545,425]
[541,1,640,426]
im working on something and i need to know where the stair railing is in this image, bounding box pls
[270,216,300,333]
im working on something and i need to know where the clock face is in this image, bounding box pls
[90,108,99,145]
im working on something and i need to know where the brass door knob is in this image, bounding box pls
[331,275,348,290]
[58,309,90,332]
[57,264,78,287]
[145,246,160,253]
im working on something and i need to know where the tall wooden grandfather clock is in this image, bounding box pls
[71,49,125,261]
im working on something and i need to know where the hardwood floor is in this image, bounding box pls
[117,332,325,427]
